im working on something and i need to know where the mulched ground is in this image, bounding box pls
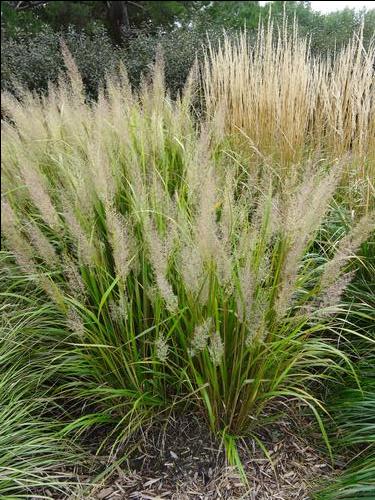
[58,409,334,500]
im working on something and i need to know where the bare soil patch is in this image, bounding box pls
[57,410,334,500]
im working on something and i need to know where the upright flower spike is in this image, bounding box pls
[155,334,169,363]
[189,318,213,357]
[209,331,224,366]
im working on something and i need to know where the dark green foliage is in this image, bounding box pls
[125,1,205,32]
[1,1,204,39]
[1,24,224,98]
[125,26,223,95]
[1,1,49,37]
[35,1,107,32]
[1,26,117,97]
[1,1,374,98]
[193,1,261,31]
[315,241,375,499]
[316,360,375,499]
[262,2,375,54]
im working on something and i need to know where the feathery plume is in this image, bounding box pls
[27,223,57,267]
[209,331,224,366]
[146,220,178,312]
[66,308,85,336]
[320,212,375,291]
[60,40,85,103]
[1,200,35,274]
[19,159,60,228]
[63,205,96,266]
[195,165,218,260]
[189,318,213,357]
[275,162,344,319]
[62,254,86,300]
[106,208,131,282]
[246,294,269,346]
[155,334,169,363]
[236,264,255,324]
[318,271,356,316]
[179,243,204,296]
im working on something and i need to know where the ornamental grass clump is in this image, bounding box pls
[1,24,374,479]
[203,20,375,193]
[0,273,86,497]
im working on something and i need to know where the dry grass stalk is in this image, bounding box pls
[203,20,375,178]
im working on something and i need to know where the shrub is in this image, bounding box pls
[1,25,118,98]
[125,26,224,97]
[1,24,224,99]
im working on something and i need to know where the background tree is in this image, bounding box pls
[1,1,374,96]
[1,1,205,43]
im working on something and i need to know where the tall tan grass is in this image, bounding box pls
[202,19,375,188]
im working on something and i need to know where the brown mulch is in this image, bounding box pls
[60,410,333,500]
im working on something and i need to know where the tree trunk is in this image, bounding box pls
[107,1,130,46]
